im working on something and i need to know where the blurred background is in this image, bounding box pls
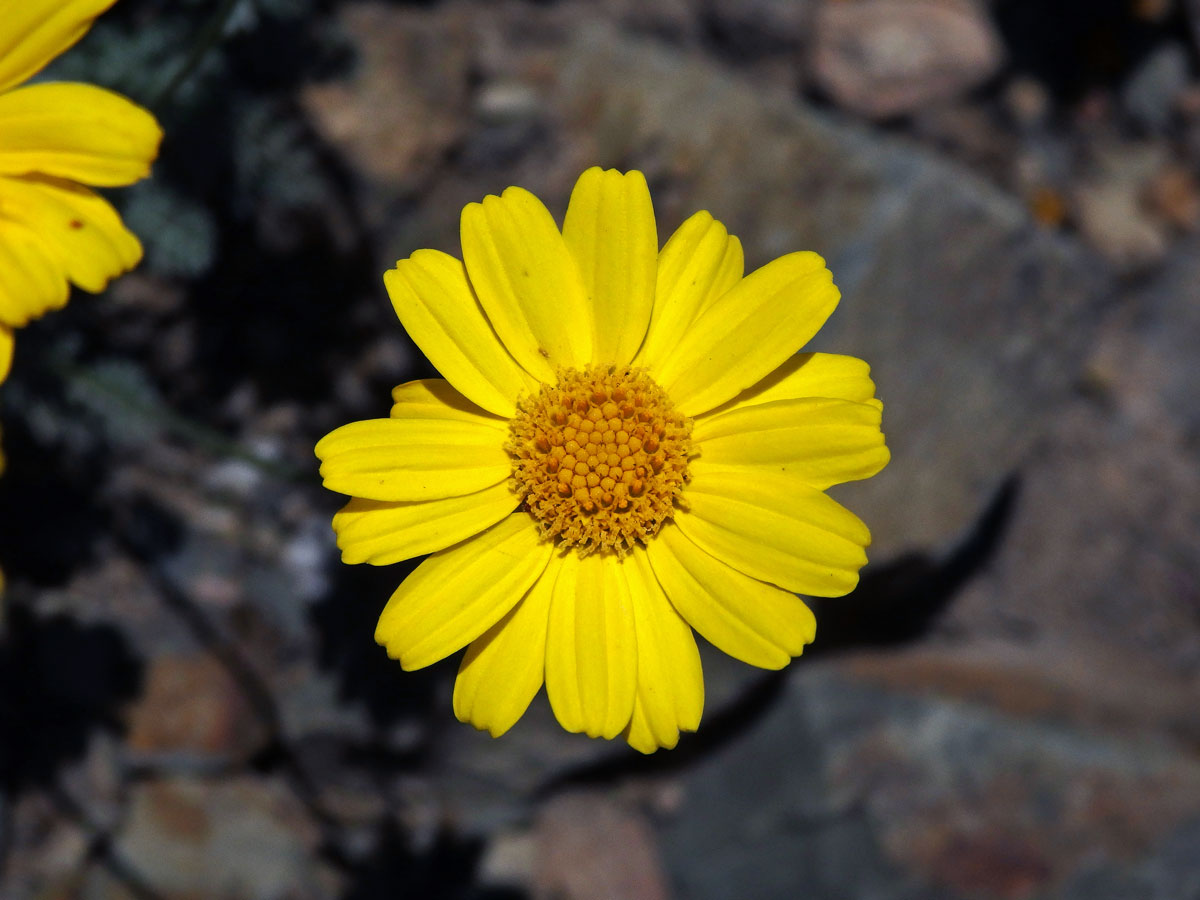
[2,0,1200,897]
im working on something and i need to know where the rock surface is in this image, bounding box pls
[659,666,1200,900]
[812,0,1005,119]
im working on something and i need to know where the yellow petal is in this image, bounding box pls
[0,174,141,293]
[453,555,559,737]
[621,549,703,753]
[693,398,890,490]
[545,552,638,739]
[389,377,509,423]
[0,326,13,383]
[385,250,538,418]
[461,186,592,379]
[653,252,839,416]
[0,83,161,187]
[561,167,657,366]
[0,219,68,327]
[705,352,878,416]
[0,0,115,93]
[634,211,742,370]
[316,415,509,501]
[375,513,551,670]
[677,464,870,597]
[646,524,816,669]
[332,482,519,565]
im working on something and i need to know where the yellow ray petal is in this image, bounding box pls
[0,326,13,384]
[461,186,592,379]
[653,251,839,416]
[621,549,703,753]
[332,482,519,566]
[0,220,68,327]
[705,352,878,416]
[561,167,657,366]
[0,174,141,293]
[453,554,560,737]
[0,83,161,187]
[385,250,538,418]
[0,0,115,93]
[693,398,890,490]
[545,552,638,739]
[375,513,551,670]
[316,415,509,502]
[389,378,509,423]
[634,211,742,370]
[646,524,816,670]
[677,465,870,597]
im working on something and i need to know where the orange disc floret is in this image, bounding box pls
[508,366,693,555]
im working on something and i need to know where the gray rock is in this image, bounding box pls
[659,666,1200,900]
[1121,42,1190,133]
[953,239,1200,677]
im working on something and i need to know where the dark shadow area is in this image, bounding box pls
[699,4,806,64]
[0,417,111,588]
[0,606,143,795]
[341,821,524,900]
[186,224,383,410]
[113,493,187,565]
[310,559,450,734]
[993,0,1186,105]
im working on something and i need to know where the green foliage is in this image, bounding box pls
[122,181,218,279]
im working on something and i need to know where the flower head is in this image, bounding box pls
[0,0,162,372]
[317,167,889,752]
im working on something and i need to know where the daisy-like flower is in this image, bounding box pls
[317,168,889,752]
[0,0,162,372]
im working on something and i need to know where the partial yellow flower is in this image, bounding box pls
[0,0,161,362]
[317,168,890,753]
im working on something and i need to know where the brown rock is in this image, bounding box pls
[125,654,268,762]
[812,0,1004,119]
[1145,164,1200,232]
[533,793,671,900]
[301,3,473,194]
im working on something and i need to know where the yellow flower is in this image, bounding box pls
[317,168,890,752]
[0,0,162,371]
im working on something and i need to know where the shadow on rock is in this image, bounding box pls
[807,473,1022,655]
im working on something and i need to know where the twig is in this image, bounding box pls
[149,0,244,113]
[48,783,165,900]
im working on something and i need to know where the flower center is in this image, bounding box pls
[507,365,693,556]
